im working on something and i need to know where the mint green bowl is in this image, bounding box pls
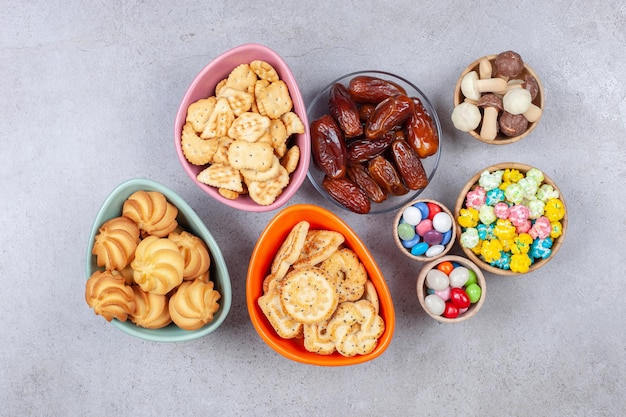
[85,178,232,342]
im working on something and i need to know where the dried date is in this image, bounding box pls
[329,83,363,138]
[347,163,387,203]
[390,138,429,190]
[405,97,439,159]
[348,75,407,104]
[310,114,348,178]
[346,131,394,164]
[365,94,414,140]
[322,176,371,214]
[367,155,409,196]
[358,103,376,122]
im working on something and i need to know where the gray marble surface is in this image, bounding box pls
[1,1,624,416]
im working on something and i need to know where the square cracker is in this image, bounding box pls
[256,80,293,119]
[227,140,274,171]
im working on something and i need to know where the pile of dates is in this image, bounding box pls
[311,75,439,214]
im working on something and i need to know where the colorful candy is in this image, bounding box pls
[423,261,482,319]
[397,201,453,258]
[457,167,565,272]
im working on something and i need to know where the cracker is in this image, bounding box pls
[327,300,384,357]
[361,280,379,315]
[271,220,310,280]
[246,165,290,206]
[280,145,300,174]
[279,266,339,324]
[227,140,274,171]
[227,111,271,142]
[225,63,258,91]
[250,60,280,82]
[320,248,367,302]
[269,119,288,155]
[293,229,345,268]
[196,163,243,192]
[256,80,293,119]
[258,277,302,339]
[280,111,305,136]
[303,319,336,355]
[215,78,228,96]
[201,97,235,139]
[186,97,216,133]
[217,86,254,117]
[181,122,219,166]
[218,188,240,200]
[240,155,281,182]
[212,136,233,165]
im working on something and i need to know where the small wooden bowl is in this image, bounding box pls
[416,255,486,323]
[454,162,568,276]
[453,54,544,145]
[393,199,456,262]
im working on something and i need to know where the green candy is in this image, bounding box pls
[397,222,415,241]
[465,269,478,286]
[465,283,482,303]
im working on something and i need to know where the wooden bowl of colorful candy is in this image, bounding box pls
[416,255,486,323]
[454,162,567,276]
[393,199,456,261]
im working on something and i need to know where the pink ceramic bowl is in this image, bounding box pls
[174,43,311,212]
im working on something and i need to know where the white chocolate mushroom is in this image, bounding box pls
[451,102,481,132]
[460,71,508,101]
[502,88,532,115]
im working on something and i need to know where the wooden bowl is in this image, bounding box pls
[454,162,567,276]
[393,199,456,262]
[453,54,544,145]
[416,255,486,323]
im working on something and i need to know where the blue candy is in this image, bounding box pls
[486,188,505,206]
[441,229,453,246]
[413,202,430,220]
[531,238,553,259]
[401,233,421,249]
[477,223,495,240]
[411,242,429,256]
[490,251,511,269]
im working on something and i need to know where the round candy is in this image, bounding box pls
[425,245,445,258]
[416,219,433,237]
[443,302,459,318]
[426,202,442,220]
[424,294,445,316]
[413,202,429,219]
[465,269,478,286]
[432,212,452,233]
[402,205,422,226]
[397,222,416,241]
[441,229,453,246]
[449,287,471,309]
[436,261,454,275]
[411,242,429,256]
[434,286,450,301]
[401,233,420,249]
[465,283,482,303]
[449,266,469,288]
[424,229,443,245]
[425,269,449,290]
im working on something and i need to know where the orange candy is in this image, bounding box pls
[436,261,454,275]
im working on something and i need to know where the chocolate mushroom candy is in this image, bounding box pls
[494,50,524,79]
[460,71,508,101]
[502,88,542,122]
[477,94,503,141]
[521,74,543,122]
[498,111,528,137]
[478,57,492,79]
[451,101,481,132]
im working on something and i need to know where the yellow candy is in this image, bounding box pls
[499,181,512,191]
[511,233,533,255]
[503,168,524,184]
[471,240,483,255]
[544,198,565,222]
[550,221,563,239]
[458,207,479,228]
[480,239,503,263]
[510,253,532,273]
[493,219,517,241]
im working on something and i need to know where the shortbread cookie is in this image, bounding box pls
[258,276,303,339]
[130,286,172,329]
[92,216,140,271]
[168,278,221,330]
[362,280,379,315]
[168,230,211,281]
[279,266,338,324]
[123,191,179,238]
[131,236,184,295]
[320,248,367,302]
[85,270,136,322]
[303,319,336,355]
[270,220,310,280]
[327,300,384,357]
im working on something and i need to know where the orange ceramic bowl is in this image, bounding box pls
[246,204,395,366]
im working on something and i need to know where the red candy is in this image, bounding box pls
[449,287,471,309]
[426,202,442,220]
[443,302,459,318]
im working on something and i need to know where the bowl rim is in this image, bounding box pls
[85,177,232,342]
[173,42,311,212]
[416,255,487,323]
[454,162,567,276]
[306,69,442,214]
[392,198,457,261]
[453,54,545,145]
[246,203,395,366]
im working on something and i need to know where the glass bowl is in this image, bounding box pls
[307,70,442,214]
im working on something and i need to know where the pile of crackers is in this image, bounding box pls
[181,60,305,206]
